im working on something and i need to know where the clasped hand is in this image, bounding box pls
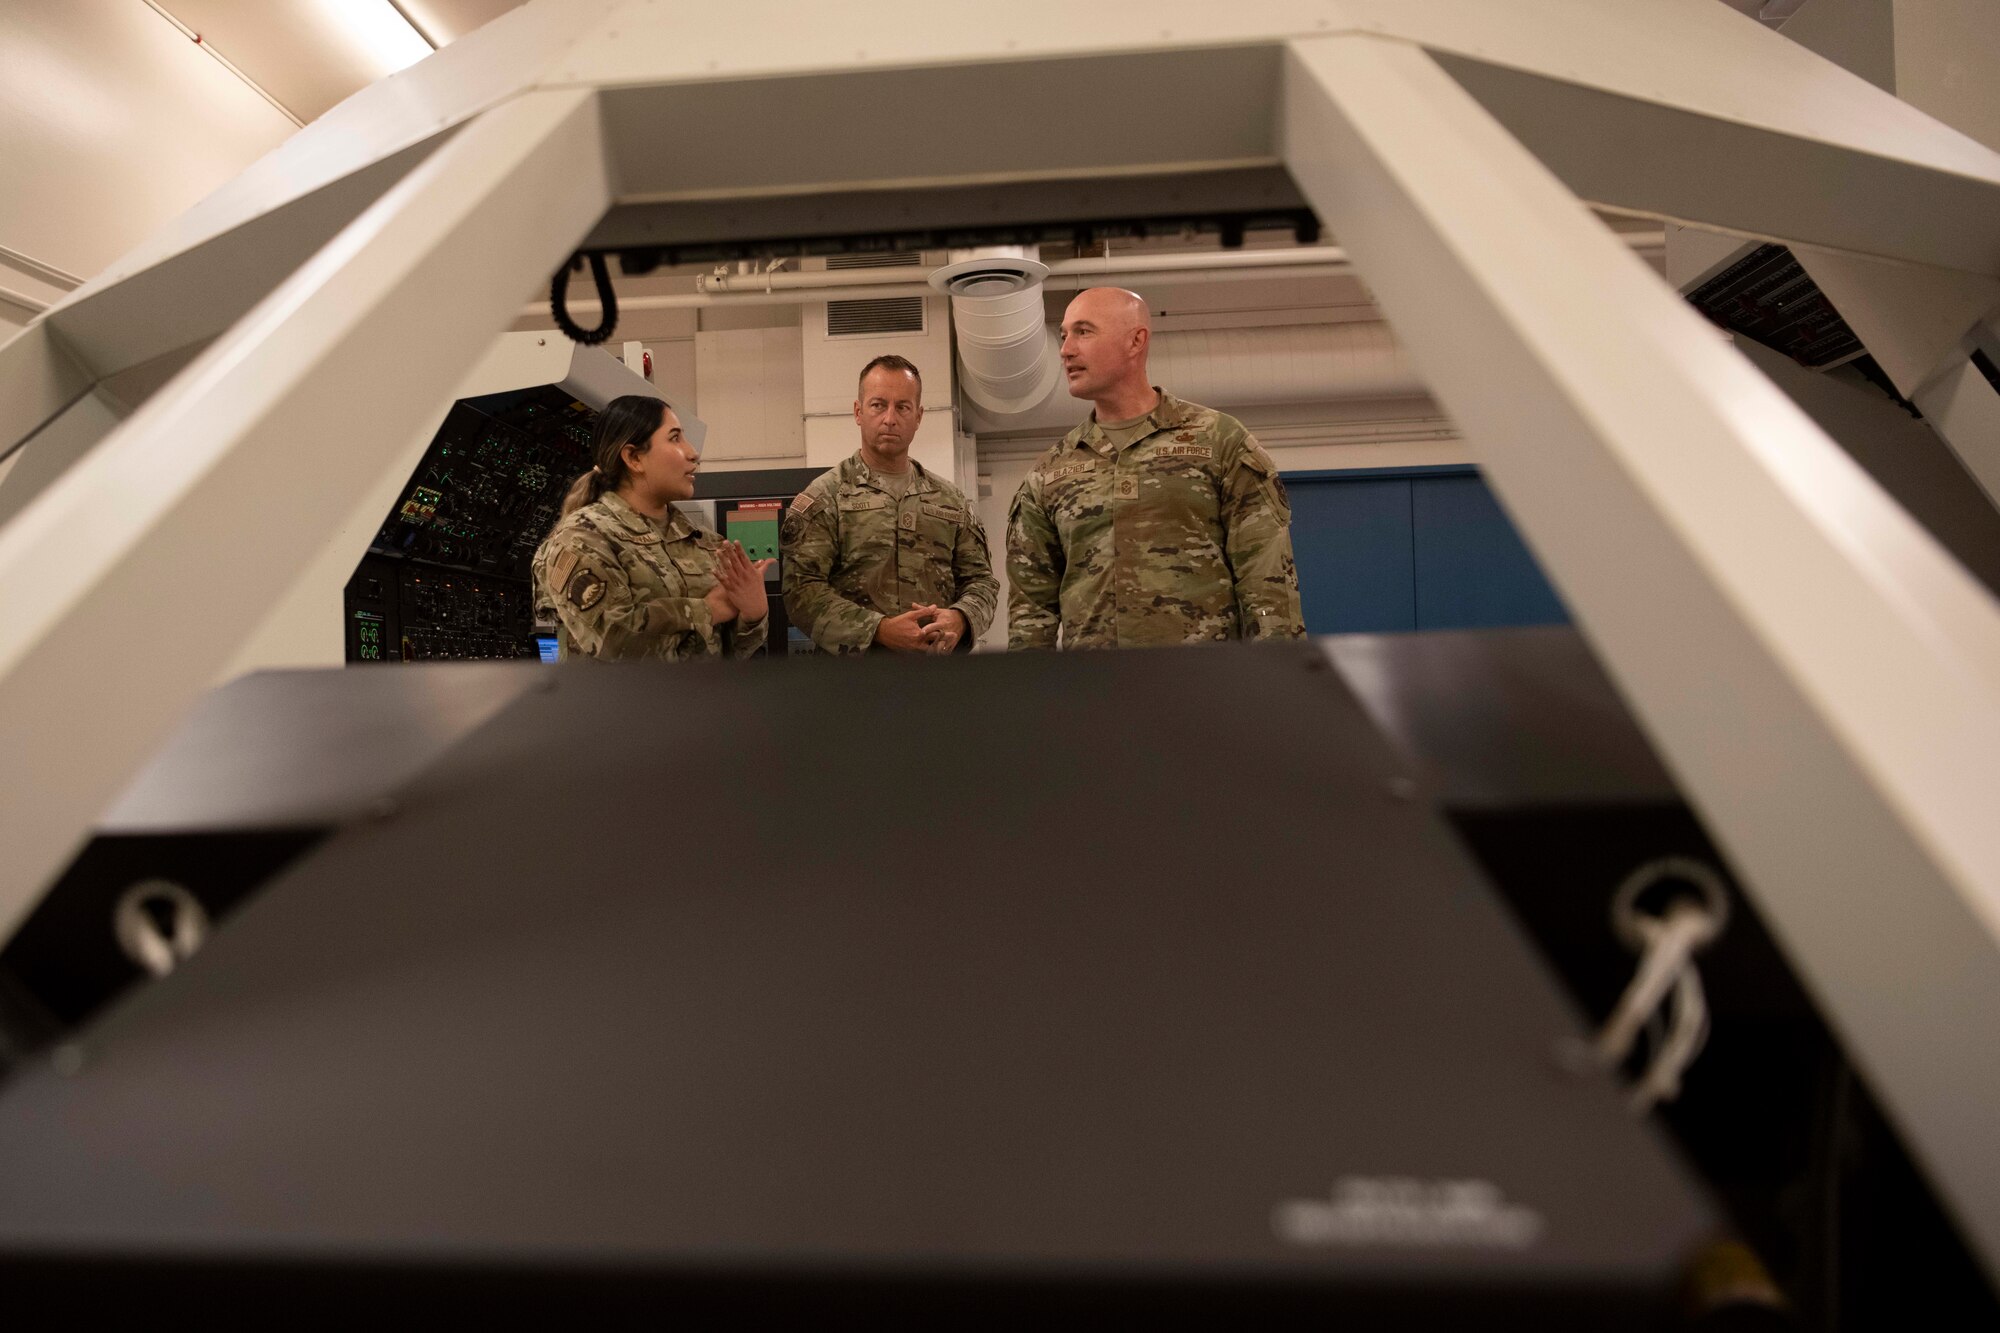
[875,603,966,654]
[703,541,774,625]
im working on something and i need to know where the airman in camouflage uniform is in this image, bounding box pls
[782,354,999,653]
[782,454,998,653]
[1006,287,1304,649]
[534,490,768,661]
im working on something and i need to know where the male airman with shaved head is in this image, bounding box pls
[1005,286,1305,649]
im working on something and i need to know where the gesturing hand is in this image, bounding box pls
[714,540,774,623]
[704,584,737,625]
[874,603,943,653]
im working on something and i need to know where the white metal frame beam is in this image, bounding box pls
[1328,0,2000,272]
[41,137,450,382]
[0,324,95,474]
[0,87,611,944]
[1281,30,2000,1274]
[1434,54,2000,275]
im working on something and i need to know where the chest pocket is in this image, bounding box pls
[915,499,962,554]
[663,541,716,593]
[611,532,668,594]
[1046,463,1108,527]
[839,494,893,546]
[1137,451,1222,526]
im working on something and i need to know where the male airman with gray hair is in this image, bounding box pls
[1005,287,1305,649]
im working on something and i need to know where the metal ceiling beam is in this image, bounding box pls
[0,324,94,475]
[1435,54,2000,276]
[42,137,449,382]
[580,166,1311,259]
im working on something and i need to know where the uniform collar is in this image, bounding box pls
[598,488,693,540]
[840,450,936,497]
[1071,388,1194,455]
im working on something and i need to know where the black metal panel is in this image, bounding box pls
[693,466,825,502]
[1317,628,1996,1325]
[0,667,541,1051]
[588,166,1316,268]
[0,831,323,1034]
[97,664,539,834]
[1322,627,1678,807]
[0,645,1709,1321]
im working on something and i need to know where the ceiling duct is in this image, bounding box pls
[930,247,1063,417]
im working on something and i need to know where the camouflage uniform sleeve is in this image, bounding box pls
[541,526,715,660]
[947,505,999,650]
[1005,472,1063,650]
[781,490,883,651]
[1219,429,1307,641]
[727,612,769,659]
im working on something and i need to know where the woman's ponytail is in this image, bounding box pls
[558,466,607,519]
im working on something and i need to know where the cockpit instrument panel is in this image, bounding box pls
[342,386,595,662]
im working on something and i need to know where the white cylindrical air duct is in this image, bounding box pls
[929,247,1063,416]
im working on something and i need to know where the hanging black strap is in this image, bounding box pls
[549,252,618,346]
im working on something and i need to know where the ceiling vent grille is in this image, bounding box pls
[826,252,924,270]
[826,296,927,337]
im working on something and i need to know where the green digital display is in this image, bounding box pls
[727,504,783,562]
[352,610,385,661]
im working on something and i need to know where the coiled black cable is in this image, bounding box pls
[549,251,618,345]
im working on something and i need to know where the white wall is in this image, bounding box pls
[695,325,807,465]
[802,293,960,480]
[0,0,296,300]
[1893,0,2000,152]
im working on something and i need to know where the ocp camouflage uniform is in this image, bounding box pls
[781,452,999,653]
[532,490,767,661]
[1006,390,1305,649]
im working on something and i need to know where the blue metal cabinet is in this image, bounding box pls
[1411,473,1569,630]
[1284,467,1567,635]
[1287,475,1417,632]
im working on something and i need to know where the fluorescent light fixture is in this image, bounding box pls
[314,0,431,77]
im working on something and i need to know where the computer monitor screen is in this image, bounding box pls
[535,634,559,664]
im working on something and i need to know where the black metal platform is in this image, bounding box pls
[0,638,1712,1321]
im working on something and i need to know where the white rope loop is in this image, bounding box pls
[1588,858,1730,1112]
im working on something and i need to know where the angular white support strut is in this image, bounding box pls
[1281,32,2000,1277]
[0,87,612,941]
